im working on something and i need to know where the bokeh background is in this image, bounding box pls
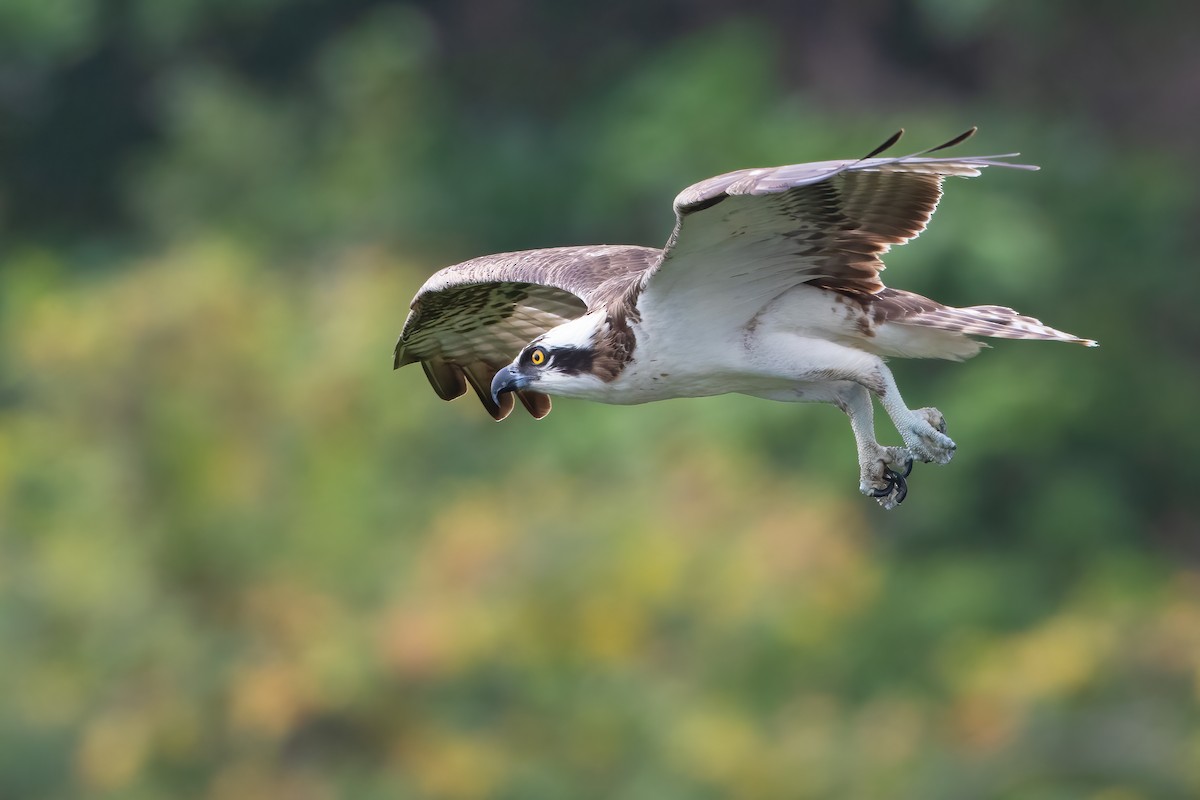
[2,1,1199,797]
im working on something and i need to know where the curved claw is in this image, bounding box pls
[868,467,908,506]
[898,454,914,478]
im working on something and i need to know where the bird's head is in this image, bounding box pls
[490,312,613,403]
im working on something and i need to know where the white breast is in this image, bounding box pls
[596,285,880,404]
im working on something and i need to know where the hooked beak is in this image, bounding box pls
[490,364,529,406]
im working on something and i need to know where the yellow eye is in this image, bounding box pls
[530,348,546,366]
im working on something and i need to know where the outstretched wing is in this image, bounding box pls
[638,129,1038,324]
[395,245,658,420]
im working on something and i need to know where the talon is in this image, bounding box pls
[868,467,907,506]
[899,454,914,478]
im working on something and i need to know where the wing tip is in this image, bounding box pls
[517,390,553,420]
[481,388,514,421]
[488,394,515,421]
[416,362,554,420]
[859,129,905,161]
[460,363,515,421]
[924,127,977,155]
[421,359,468,401]
[393,338,410,370]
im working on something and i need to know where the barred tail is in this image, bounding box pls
[902,304,1098,346]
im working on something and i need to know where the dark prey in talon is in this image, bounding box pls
[394,128,1097,510]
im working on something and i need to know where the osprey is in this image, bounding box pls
[394,129,1095,509]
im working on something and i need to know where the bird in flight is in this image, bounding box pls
[394,129,1095,509]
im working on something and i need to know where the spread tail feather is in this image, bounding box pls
[900,304,1098,347]
[867,288,1097,359]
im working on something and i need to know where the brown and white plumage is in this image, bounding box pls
[395,129,1095,508]
[396,245,656,419]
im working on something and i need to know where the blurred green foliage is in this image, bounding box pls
[1,2,1198,798]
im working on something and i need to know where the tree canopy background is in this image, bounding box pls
[1,1,1198,797]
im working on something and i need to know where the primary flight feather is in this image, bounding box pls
[394,129,1095,509]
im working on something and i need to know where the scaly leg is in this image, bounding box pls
[872,367,956,465]
[745,335,956,508]
[834,382,914,510]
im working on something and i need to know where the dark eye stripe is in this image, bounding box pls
[548,347,594,375]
